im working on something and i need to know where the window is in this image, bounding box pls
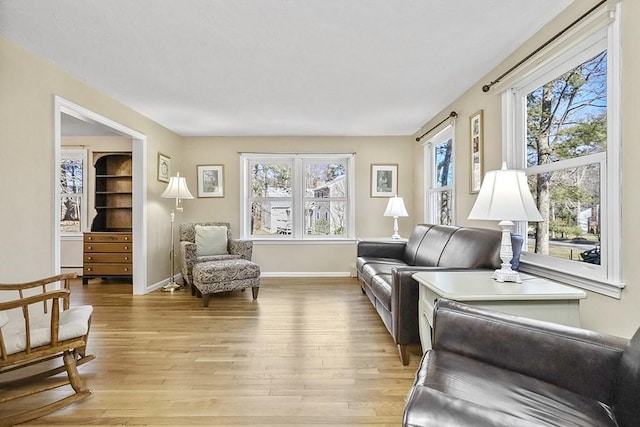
[60,149,87,235]
[241,153,354,240]
[503,3,622,297]
[424,126,454,225]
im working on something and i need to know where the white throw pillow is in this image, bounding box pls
[195,225,228,256]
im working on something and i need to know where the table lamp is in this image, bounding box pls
[161,172,194,291]
[384,195,409,240]
[468,162,543,282]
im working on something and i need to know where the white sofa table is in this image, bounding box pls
[414,270,587,351]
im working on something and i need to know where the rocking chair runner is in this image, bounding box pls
[0,273,95,426]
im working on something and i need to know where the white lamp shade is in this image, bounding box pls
[468,163,543,222]
[384,196,409,217]
[161,173,195,199]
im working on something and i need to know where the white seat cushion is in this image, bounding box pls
[0,305,93,356]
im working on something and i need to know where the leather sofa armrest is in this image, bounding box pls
[388,267,487,345]
[432,299,628,404]
[357,241,406,259]
[229,239,253,260]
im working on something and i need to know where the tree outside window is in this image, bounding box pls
[525,51,606,265]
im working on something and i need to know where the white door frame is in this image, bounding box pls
[54,96,148,295]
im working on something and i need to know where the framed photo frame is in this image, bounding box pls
[371,164,398,197]
[469,110,484,193]
[158,152,171,183]
[197,164,224,198]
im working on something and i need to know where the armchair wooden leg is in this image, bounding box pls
[252,286,259,299]
[398,344,410,366]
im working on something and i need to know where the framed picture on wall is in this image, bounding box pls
[158,152,171,183]
[197,164,224,197]
[469,110,484,193]
[371,164,398,197]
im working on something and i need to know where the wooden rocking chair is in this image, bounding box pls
[0,273,95,426]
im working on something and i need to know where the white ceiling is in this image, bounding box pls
[0,0,571,137]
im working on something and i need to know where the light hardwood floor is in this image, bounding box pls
[3,277,422,426]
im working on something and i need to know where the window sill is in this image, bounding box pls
[519,262,624,299]
[250,238,357,245]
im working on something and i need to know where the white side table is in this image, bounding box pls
[413,270,587,351]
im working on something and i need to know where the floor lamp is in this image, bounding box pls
[468,162,543,283]
[161,172,194,292]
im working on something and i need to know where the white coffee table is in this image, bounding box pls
[413,270,587,351]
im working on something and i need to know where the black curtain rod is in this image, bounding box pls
[415,111,458,142]
[482,0,607,93]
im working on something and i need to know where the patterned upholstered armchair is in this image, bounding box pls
[179,222,253,291]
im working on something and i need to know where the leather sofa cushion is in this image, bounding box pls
[356,256,403,274]
[361,260,408,285]
[403,224,435,265]
[413,225,457,266]
[369,274,393,311]
[408,350,618,427]
[438,227,502,268]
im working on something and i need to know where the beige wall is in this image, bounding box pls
[180,136,414,274]
[0,36,182,287]
[413,0,640,338]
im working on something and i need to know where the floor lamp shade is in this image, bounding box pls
[384,196,409,240]
[161,173,194,292]
[161,172,195,202]
[468,163,543,283]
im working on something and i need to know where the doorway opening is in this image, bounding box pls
[54,96,148,295]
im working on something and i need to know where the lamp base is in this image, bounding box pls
[162,281,182,292]
[492,266,522,283]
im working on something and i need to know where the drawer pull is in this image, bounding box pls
[124,256,129,261]
[124,236,129,240]
[123,246,129,250]
[124,268,129,272]
[86,268,92,272]
[87,256,92,260]
[88,236,93,240]
[87,246,93,250]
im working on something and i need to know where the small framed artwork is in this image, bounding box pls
[158,152,171,183]
[371,164,398,197]
[197,164,224,198]
[469,110,484,193]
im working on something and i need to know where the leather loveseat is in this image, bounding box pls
[403,298,640,427]
[356,224,522,365]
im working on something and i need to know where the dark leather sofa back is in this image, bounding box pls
[403,224,523,270]
[413,225,457,267]
[433,300,627,405]
[440,227,513,269]
[613,327,640,426]
[402,224,435,265]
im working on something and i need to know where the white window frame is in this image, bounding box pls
[60,148,88,236]
[501,1,623,298]
[240,153,355,241]
[423,125,455,225]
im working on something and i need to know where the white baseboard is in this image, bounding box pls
[147,273,185,293]
[260,271,351,278]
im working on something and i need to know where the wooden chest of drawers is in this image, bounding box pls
[82,232,132,284]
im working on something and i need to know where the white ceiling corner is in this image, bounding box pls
[0,0,572,137]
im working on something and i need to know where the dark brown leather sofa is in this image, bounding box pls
[356,224,522,365]
[403,299,640,427]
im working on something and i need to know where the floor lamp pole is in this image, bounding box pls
[162,210,181,292]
